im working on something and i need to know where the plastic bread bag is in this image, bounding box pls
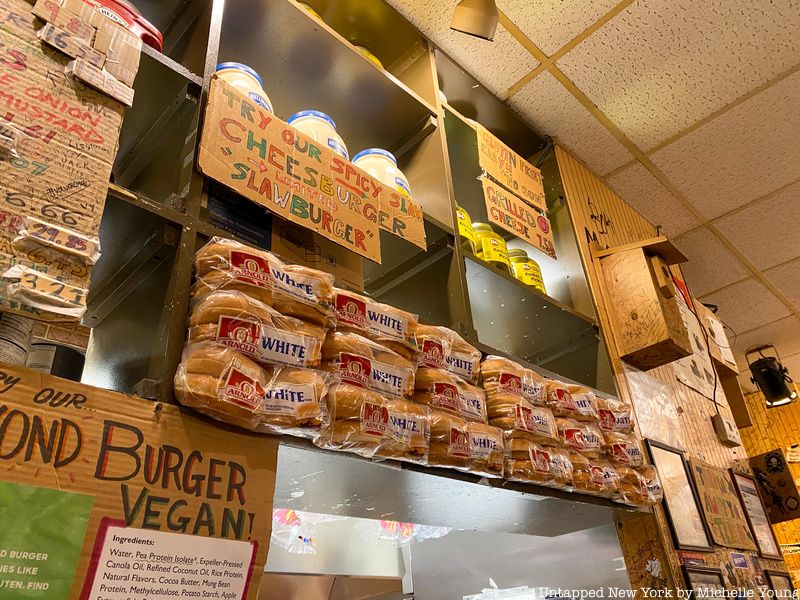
[193,237,335,326]
[596,397,635,434]
[544,380,585,420]
[193,237,274,306]
[333,288,419,361]
[415,324,454,369]
[321,331,415,399]
[188,290,326,368]
[640,465,664,505]
[490,402,559,446]
[505,442,574,490]
[271,510,347,555]
[603,431,646,467]
[318,382,429,463]
[481,356,546,407]
[414,368,488,423]
[569,452,619,498]
[427,412,504,478]
[556,418,605,459]
[444,331,482,385]
[174,342,330,437]
[566,384,599,422]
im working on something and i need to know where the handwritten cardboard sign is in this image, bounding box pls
[0,364,278,598]
[481,176,556,259]
[199,77,426,262]
[477,124,546,212]
[0,0,137,319]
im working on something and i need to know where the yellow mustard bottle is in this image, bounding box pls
[508,248,547,294]
[456,205,475,254]
[472,223,511,275]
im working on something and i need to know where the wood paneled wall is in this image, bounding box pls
[555,146,787,589]
[741,390,800,582]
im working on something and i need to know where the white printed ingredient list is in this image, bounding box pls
[87,526,254,599]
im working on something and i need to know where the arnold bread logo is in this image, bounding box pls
[222,369,265,410]
[433,382,459,412]
[216,317,259,355]
[339,353,371,388]
[335,294,367,328]
[448,428,470,458]
[229,250,272,288]
[361,402,389,436]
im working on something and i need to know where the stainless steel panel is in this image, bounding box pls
[410,524,631,599]
[273,440,627,537]
[267,518,406,578]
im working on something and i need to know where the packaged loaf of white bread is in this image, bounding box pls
[566,384,599,422]
[174,343,330,437]
[489,400,559,447]
[596,397,634,434]
[545,380,596,421]
[321,331,415,399]
[504,439,573,490]
[569,452,619,498]
[317,382,429,463]
[188,290,326,368]
[193,237,336,326]
[481,356,546,407]
[414,368,487,423]
[556,418,604,459]
[427,411,505,478]
[415,325,482,384]
[603,431,646,467]
[615,465,663,506]
[333,288,419,361]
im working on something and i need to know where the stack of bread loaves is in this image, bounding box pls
[174,237,334,438]
[413,326,504,477]
[316,293,429,464]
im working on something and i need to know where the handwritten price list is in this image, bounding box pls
[86,526,254,600]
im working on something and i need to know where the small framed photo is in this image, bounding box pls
[646,440,713,551]
[730,470,782,559]
[682,566,726,594]
[764,570,795,594]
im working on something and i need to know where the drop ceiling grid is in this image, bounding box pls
[491,1,800,354]
[384,0,800,358]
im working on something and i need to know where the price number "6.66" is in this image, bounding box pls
[3,192,89,230]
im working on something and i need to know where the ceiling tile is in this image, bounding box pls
[764,258,800,310]
[556,0,800,150]
[730,316,800,367]
[699,279,791,336]
[713,179,800,270]
[674,228,750,297]
[386,0,538,97]
[606,163,701,237]
[649,70,800,220]
[499,0,619,56]
[507,72,633,175]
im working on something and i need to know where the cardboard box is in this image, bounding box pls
[271,221,364,291]
[0,364,278,598]
[93,25,141,87]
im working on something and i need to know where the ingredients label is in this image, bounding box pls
[84,523,255,599]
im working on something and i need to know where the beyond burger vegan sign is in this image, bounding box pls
[198,76,426,263]
[0,365,277,598]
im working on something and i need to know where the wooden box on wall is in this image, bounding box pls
[596,237,693,371]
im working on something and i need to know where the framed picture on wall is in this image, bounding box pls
[682,566,726,594]
[645,440,713,551]
[764,570,795,593]
[730,470,782,560]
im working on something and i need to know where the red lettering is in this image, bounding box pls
[330,157,345,175]
[321,209,333,232]
[219,118,244,142]
[355,229,366,251]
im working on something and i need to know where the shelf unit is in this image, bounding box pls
[80,0,624,517]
